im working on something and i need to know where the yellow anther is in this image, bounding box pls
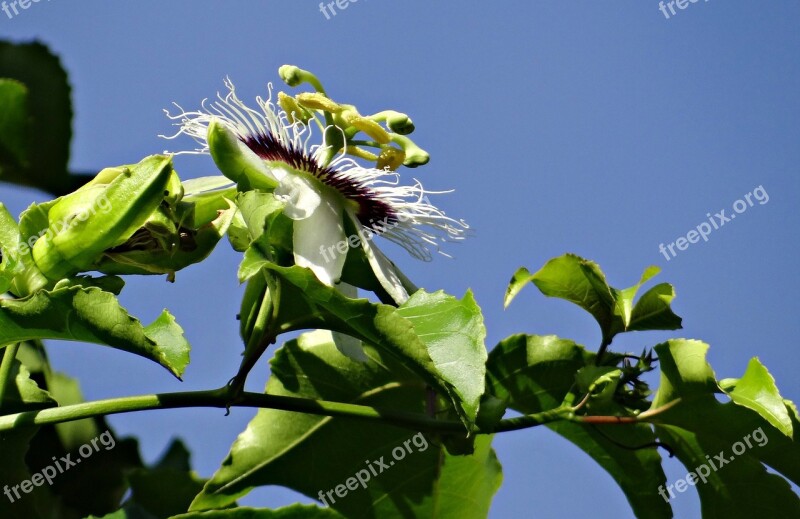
[376,147,406,171]
[340,109,390,144]
[278,92,311,123]
[296,92,342,113]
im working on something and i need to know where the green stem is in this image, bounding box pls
[0,387,613,435]
[595,336,613,364]
[0,388,467,434]
[0,343,21,406]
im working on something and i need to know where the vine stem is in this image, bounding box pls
[0,343,21,405]
[0,386,680,435]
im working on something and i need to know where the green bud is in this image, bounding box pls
[278,65,326,93]
[391,134,430,168]
[373,110,415,135]
[32,155,175,280]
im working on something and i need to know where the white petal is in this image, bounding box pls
[293,194,347,286]
[275,174,321,220]
[352,211,410,305]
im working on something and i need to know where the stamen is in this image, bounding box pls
[162,79,468,261]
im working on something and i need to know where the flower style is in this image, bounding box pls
[163,76,467,303]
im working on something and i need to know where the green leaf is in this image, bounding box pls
[396,290,487,424]
[0,202,46,296]
[0,41,76,195]
[657,424,800,518]
[651,340,800,490]
[0,285,190,378]
[616,265,660,326]
[235,191,292,280]
[725,357,793,437]
[503,266,535,308]
[0,79,30,172]
[235,260,478,425]
[124,440,207,519]
[0,348,58,519]
[528,255,619,341]
[191,331,502,518]
[487,334,590,413]
[627,283,682,332]
[506,255,682,344]
[0,351,55,414]
[486,334,671,519]
[0,426,57,519]
[174,505,346,518]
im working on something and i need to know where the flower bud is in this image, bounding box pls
[31,155,174,280]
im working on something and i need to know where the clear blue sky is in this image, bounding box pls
[2,1,798,517]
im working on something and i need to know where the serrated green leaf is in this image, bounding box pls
[396,289,487,424]
[725,357,793,437]
[656,424,800,518]
[234,261,478,426]
[0,285,190,378]
[486,333,671,519]
[507,255,682,345]
[651,339,800,489]
[628,283,682,332]
[530,255,619,343]
[191,331,502,518]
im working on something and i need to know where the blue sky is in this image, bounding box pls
[1,1,798,517]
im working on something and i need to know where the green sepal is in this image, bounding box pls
[208,121,278,192]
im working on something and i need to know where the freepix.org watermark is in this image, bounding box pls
[1,0,52,20]
[10,193,113,258]
[658,185,769,262]
[319,213,403,265]
[318,0,365,20]
[3,430,116,503]
[317,432,429,506]
[658,0,710,20]
[658,427,769,502]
